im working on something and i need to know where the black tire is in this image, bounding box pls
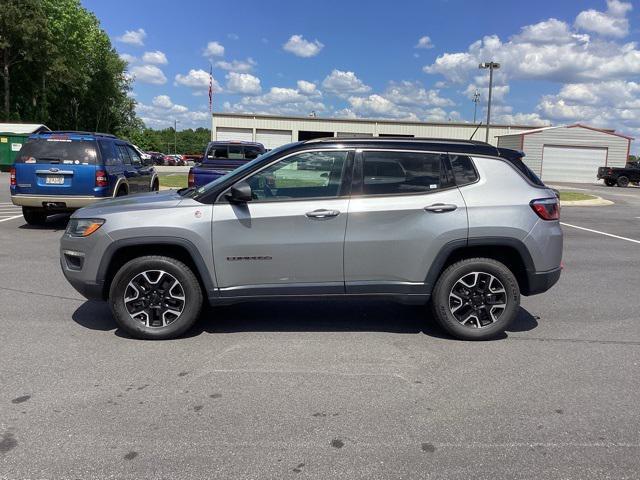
[22,207,47,225]
[431,258,520,340]
[151,179,159,191]
[604,179,616,187]
[617,176,629,187]
[108,255,203,340]
[116,186,127,197]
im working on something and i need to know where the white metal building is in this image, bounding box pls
[212,112,539,148]
[497,124,633,183]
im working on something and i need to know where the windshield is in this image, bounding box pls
[15,138,98,165]
[187,142,302,200]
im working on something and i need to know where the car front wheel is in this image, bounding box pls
[109,255,203,339]
[431,258,520,340]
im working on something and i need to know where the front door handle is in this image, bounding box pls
[424,203,457,213]
[306,209,340,218]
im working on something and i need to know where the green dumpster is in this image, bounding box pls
[0,133,30,171]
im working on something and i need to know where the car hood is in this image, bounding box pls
[72,190,185,217]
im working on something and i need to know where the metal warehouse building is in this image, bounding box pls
[497,124,633,183]
[211,112,538,149]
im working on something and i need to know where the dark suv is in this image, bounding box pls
[10,131,158,224]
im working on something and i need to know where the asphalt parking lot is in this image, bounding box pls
[1,174,639,479]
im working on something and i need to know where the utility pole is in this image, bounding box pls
[174,119,179,154]
[479,62,500,143]
[472,89,480,124]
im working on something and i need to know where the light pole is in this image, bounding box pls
[173,119,179,154]
[472,89,480,124]
[479,62,500,143]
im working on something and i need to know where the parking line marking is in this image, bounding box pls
[561,222,640,244]
[0,215,22,223]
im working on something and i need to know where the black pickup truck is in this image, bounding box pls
[597,161,640,187]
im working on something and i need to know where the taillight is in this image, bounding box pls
[188,172,195,187]
[10,167,16,186]
[95,170,108,187]
[530,198,560,220]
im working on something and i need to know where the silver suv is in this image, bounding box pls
[60,138,563,340]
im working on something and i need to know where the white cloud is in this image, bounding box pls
[137,95,209,130]
[142,50,168,65]
[223,85,326,116]
[416,36,434,49]
[130,65,167,85]
[203,41,225,58]
[227,33,239,40]
[575,0,632,38]
[283,35,324,57]
[297,80,321,96]
[322,70,371,96]
[119,53,137,64]
[175,69,222,95]
[215,58,256,73]
[116,28,146,47]
[226,72,262,95]
[346,81,456,121]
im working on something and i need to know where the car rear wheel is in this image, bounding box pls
[431,258,520,340]
[604,179,616,187]
[109,255,203,340]
[22,207,47,225]
[617,176,629,187]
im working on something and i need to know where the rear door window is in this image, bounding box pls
[16,138,97,165]
[117,145,132,165]
[362,151,444,195]
[126,145,142,165]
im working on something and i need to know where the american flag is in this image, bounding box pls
[208,65,213,113]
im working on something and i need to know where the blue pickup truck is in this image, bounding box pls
[187,141,265,188]
[10,131,158,225]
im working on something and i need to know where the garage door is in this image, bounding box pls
[255,129,292,150]
[216,127,253,142]
[541,145,607,183]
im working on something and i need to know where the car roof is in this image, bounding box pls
[302,136,524,160]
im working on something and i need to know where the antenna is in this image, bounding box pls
[470,121,483,140]
[472,89,481,123]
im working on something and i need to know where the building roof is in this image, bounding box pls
[212,111,539,130]
[496,123,634,140]
[0,123,50,134]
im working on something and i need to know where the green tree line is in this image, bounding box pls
[0,0,140,135]
[127,127,212,155]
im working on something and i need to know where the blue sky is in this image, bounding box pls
[83,0,639,150]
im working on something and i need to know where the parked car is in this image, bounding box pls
[148,152,165,165]
[188,141,265,188]
[597,161,640,187]
[10,130,158,225]
[60,137,562,341]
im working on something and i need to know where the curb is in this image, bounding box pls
[561,196,613,207]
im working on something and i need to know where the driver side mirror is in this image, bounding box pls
[226,181,252,203]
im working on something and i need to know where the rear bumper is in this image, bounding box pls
[11,194,107,209]
[523,267,561,296]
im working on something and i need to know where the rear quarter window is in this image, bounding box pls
[449,155,478,186]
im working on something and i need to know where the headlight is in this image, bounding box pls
[66,218,105,237]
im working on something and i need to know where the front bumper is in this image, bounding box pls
[523,267,562,296]
[12,194,108,209]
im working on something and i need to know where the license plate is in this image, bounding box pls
[45,176,64,185]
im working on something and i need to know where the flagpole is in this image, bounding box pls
[209,63,214,141]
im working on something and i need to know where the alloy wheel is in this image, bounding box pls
[448,271,507,328]
[123,270,186,328]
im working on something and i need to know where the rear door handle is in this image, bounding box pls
[306,209,340,218]
[424,203,457,213]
